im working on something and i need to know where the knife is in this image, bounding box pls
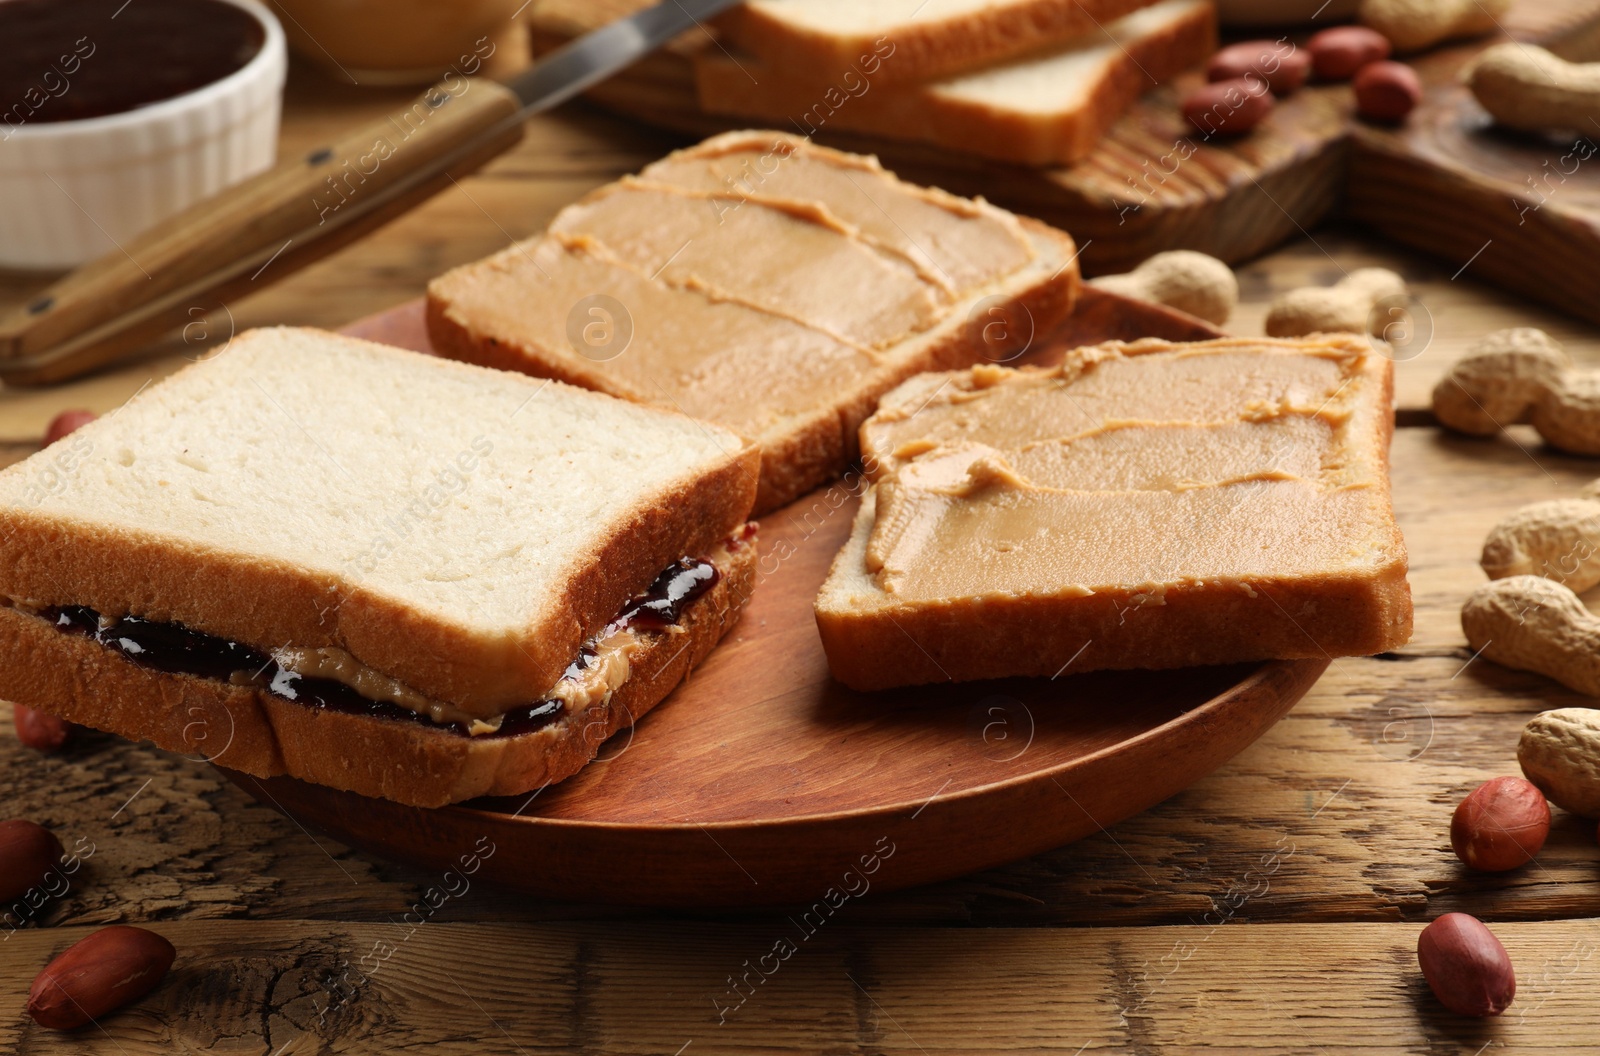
[0,0,741,385]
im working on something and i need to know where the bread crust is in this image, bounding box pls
[818,510,1411,690]
[695,1,1218,166]
[0,537,757,807]
[714,0,1166,84]
[815,340,1413,690]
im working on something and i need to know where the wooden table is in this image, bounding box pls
[5,48,1600,1055]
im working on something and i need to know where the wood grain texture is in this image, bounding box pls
[2,918,1599,1053]
[1345,11,1600,329]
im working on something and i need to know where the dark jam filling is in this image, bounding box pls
[44,558,719,739]
[0,0,266,125]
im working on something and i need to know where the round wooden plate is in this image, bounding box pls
[223,289,1327,906]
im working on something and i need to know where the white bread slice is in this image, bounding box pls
[815,336,1413,690]
[0,534,756,808]
[427,131,1082,515]
[0,327,760,715]
[695,0,1218,167]
[715,0,1167,84]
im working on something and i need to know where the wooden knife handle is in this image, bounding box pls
[0,78,524,383]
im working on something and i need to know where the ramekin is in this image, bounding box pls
[0,0,287,270]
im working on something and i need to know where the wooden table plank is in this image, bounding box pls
[14,656,1596,930]
[1394,427,1600,652]
[1,918,1596,1053]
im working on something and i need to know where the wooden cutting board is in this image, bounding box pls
[527,0,1600,327]
[224,289,1324,907]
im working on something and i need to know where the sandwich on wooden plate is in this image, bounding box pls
[0,328,760,807]
[428,131,1082,514]
[815,336,1414,690]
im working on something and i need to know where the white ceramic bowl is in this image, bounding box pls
[0,0,287,270]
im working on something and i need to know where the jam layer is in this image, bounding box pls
[44,558,719,740]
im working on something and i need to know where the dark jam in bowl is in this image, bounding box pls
[40,555,719,739]
[0,0,266,125]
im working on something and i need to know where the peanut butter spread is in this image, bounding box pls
[262,637,646,733]
[551,181,945,349]
[637,139,1034,296]
[267,645,471,725]
[856,336,1399,602]
[450,133,1037,437]
[238,622,653,734]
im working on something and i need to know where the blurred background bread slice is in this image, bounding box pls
[695,0,1216,166]
[714,0,1169,84]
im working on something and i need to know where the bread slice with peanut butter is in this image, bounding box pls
[0,327,760,806]
[815,336,1414,690]
[426,131,1082,514]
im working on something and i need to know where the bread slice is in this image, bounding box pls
[697,0,1217,167]
[0,532,756,808]
[427,131,1082,514]
[715,0,1166,84]
[0,327,762,803]
[815,336,1413,690]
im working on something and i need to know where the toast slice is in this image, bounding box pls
[0,327,761,805]
[815,336,1413,690]
[696,0,1218,167]
[427,131,1082,514]
[715,0,1165,84]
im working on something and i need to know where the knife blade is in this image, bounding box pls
[510,0,738,111]
[0,0,743,385]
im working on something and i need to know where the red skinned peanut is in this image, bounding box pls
[1309,26,1393,80]
[1417,913,1515,1017]
[27,926,176,1030]
[1355,60,1423,121]
[43,409,96,446]
[13,705,71,753]
[1183,77,1275,137]
[1207,40,1311,95]
[0,819,65,903]
[1450,776,1549,872]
